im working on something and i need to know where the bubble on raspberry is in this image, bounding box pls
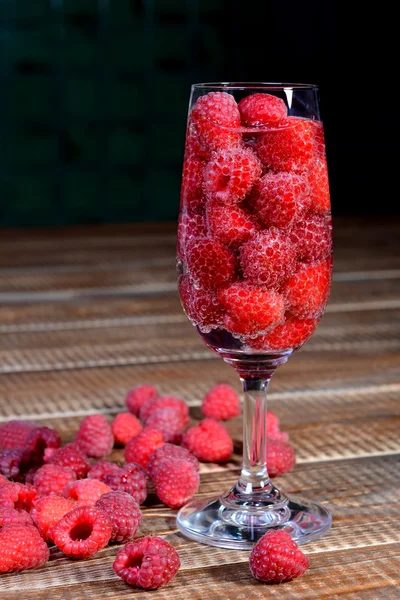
[186,236,236,288]
[238,93,288,127]
[178,274,225,333]
[206,200,257,248]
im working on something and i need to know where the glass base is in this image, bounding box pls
[177,494,332,549]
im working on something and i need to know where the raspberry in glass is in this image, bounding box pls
[75,414,114,458]
[52,505,112,559]
[124,428,165,470]
[33,463,76,497]
[103,463,147,505]
[182,418,233,462]
[178,274,225,332]
[63,478,111,506]
[125,385,158,417]
[308,159,330,213]
[238,93,287,127]
[247,315,318,351]
[185,237,236,288]
[206,201,257,248]
[201,383,241,420]
[177,212,207,260]
[289,213,332,263]
[111,413,142,447]
[46,443,90,479]
[31,495,76,541]
[283,259,332,319]
[153,458,200,508]
[147,443,199,479]
[249,529,309,583]
[95,491,142,543]
[189,91,241,153]
[180,153,206,215]
[0,524,49,574]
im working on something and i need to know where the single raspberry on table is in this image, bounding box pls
[103,463,147,505]
[206,201,257,248]
[0,448,29,480]
[147,443,199,479]
[75,414,114,458]
[113,536,180,590]
[250,529,309,583]
[182,418,233,462]
[180,153,206,215]
[307,159,330,214]
[95,491,142,543]
[203,146,262,204]
[289,213,332,263]
[239,93,287,127]
[31,495,76,541]
[125,385,158,417]
[185,237,236,288]
[0,481,38,512]
[139,395,189,426]
[0,507,34,527]
[111,413,142,447]
[46,443,90,479]
[177,212,207,260]
[63,478,111,506]
[219,283,285,336]
[202,383,241,420]
[0,524,49,574]
[178,274,225,331]
[189,91,241,153]
[25,426,61,464]
[87,459,119,480]
[247,315,318,352]
[240,229,296,289]
[124,428,165,469]
[33,463,76,497]
[52,505,112,559]
[283,259,332,319]
[0,420,37,451]
[145,408,186,444]
[152,458,200,509]
[268,438,296,477]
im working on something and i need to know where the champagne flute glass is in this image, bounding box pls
[176,82,332,549]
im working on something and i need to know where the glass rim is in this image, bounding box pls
[191,82,318,91]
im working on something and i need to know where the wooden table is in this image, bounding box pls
[0,219,399,599]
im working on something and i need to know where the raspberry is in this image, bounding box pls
[47,443,90,479]
[308,159,330,213]
[145,408,186,444]
[289,213,332,263]
[147,443,199,479]
[239,93,287,127]
[103,463,147,505]
[268,439,296,477]
[247,315,318,352]
[95,491,142,543]
[206,201,257,248]
[184,123,212,161]
[111,413,142,447]
[0,448,29,480]
[218,283,285,336]
[0,524,49,573]
[75,414,114,458]
[0,474,6,484]
[25,426,61,464]
[204,146,262,204]
[124,428,165,469]
[31,495,76,541]
[0,482,38,512]
[153,459,199,509]
[249,529,309,583]
[177,212,207,260]
[182,418,233,462]
[87,460,119,480]
[0,507,34,527]
[180,153,206,215]
[248,171,309,230]
[186,237,236,288]
[256,117,317,172]
[52,505,112,559]
[63,478,111,506]
[178,274,224,332]
[190,91,241,153]
[202,383,241,420]
[310,120,326,157]
[0,420,37,451]
[125,385,158,417]
[139,396,189,426]
[113,536,180,589]
[283,260,332,319]
[266,412,289,442]
[33,464,76,497]
[240,229,296,289]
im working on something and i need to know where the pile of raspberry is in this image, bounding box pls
[179,91,332,351]
[0,383,304,587]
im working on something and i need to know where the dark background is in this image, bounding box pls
[0,0,397,227]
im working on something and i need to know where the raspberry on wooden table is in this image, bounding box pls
[0,507,34,527]
[249,529,309,583]
[267,439,296,477]
[283,259,332,319]
[266,412,289,442]
[113,536,180,590]
[95,491,142,543]
[111,413,142,446]
[63,478,111,506]
[87,460,119,480]
[0,481,38,512]
[52,505,112,559]
[31,495,76,541]
[46,443,90,479]
[248,315,318,352]
[206,201,257,248]
[289,213,332,263]
[75,414,114,458]
[33,464,76,497]
[238,93,288,127]
[139,395,189,426]
[185,237,236,289]
[0,448,29,480]
[308,159,330,213]
[182,418,233,462]
[103,463,147,505]
[145,407,186,444]
[202,383,241,421]
[124,428,165,469]
[0,420,37,451]
[0,524,49,574]
[25,426,61,463]
[178,274,225,331]
[189,91,241,153]
[147,443,199,479]
[125,384,158,417]
[153,458,200,509]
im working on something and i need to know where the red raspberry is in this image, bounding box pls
[125,385,158,417]
[310,120,326,157]
[33,464,76,497]
[113,536,180,589]
[0,524,49,573]
[0,481,38,512]
[124,428,165,469]
[249,529,309,583]
[180,153,206,215]
[153,459,199,508]
[239,93,287,127]
[256,117,317,172]
[268,439,296,477]
[75,414,114,458]
[248,171,309,230]
[179,274,224,332]
[184,123,212,161]
[177,212,207,260]
[31,495,76,541]
[47,443,90,479]
[0,474,6,484]
[0,420,37,450]
[111,413,142,447]
[182,418,233,462]
[283,260,332,319]
[308,159,330,213]
[289,213,332,263]
[95,491,142,543]
[247,315,318,352]
[147,443,199,479]
[87,460,119,480]
[190,91,241,153]
[52,505,112,559]
[202,383,241,420]
[63,478,111,506]
[0,507,34,527]
[240,229,296,289]
[206,201,257,248]
[0,448,29,480]
[139,395,189,426]
[219,283,285,336]
[103,463,147,505]
[186,236,236,288]
[145,408,186,444]
[25,426,61,457]
[204,146,262,204]
[266,412,289,442]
